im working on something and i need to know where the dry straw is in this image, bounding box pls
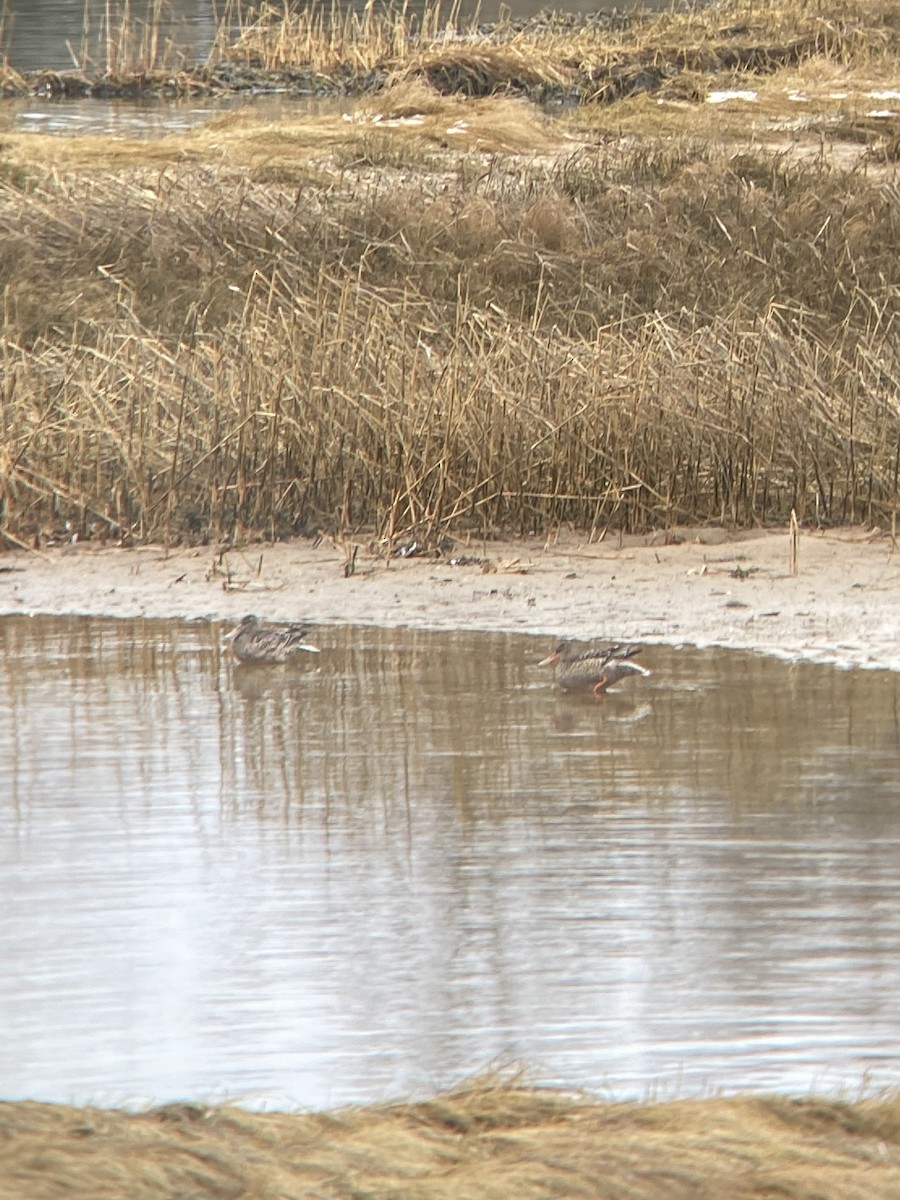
[1,0,899,550]
[1,133,898,550]
[2,1075,900,1199]
[2,0,898,100]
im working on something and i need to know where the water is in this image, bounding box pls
[0,0,336,137]
[1,0,222,73]
[0,93,339,137]
[2,615,899,1110]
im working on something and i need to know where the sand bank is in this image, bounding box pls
[1,525,898,671]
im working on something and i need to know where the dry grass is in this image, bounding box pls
[2,0,899,104]
[0,1,898,550]
[2,1077,900,1199]
[227,0,900,86]
[0,105,898,549]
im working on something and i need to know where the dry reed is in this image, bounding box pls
[2,1076,900,1199]
[0,124,898,550]
[227,0,900,84]
[2,0,898,102]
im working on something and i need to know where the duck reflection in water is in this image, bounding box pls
[549,694,654,734]
[540,639,651,699]
[224,614,321,665]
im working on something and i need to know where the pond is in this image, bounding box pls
[1,615,899,1109]
[2,0,222,73]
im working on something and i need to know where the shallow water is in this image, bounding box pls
[0,93,342,138]
[2,0,221,73]
[1,615,899,1109]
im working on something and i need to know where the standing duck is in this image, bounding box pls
[539,639,650,698]
[224,614,321,664]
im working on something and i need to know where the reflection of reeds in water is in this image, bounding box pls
[6,616,900,1129]
[215,626,900,827]
[218,630,548,823]
[0,615,223,815]
[1,619,899,832]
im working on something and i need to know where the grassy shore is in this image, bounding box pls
[4,1077,900,1199]
[0,0,898,551]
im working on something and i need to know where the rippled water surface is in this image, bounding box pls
[2,615,899,1109]
[0,93,342,138]
[2,1,221,72]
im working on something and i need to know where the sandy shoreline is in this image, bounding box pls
[1,525,898,671]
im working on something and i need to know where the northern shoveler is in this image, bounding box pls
[539,639,650,697]
[224,614,321,664]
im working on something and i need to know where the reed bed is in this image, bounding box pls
[230,0,900,91]
[1,124,898,550]
[2,0,898,102]
[3,1077,900,1199]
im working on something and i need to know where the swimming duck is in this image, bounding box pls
[539,639,650,697]
[224,614,321,664]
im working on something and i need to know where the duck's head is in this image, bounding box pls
[223,614,258,642]
[539,639,572,666]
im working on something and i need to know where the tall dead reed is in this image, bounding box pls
[226,0,900,77]
[1,139,898,548]
[1,0,897,102]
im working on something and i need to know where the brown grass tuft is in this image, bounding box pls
[2,1079,900,1199]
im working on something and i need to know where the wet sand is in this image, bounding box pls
[1,524,897,671]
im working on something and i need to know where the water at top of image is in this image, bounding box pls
[1,0,221,73]
[1,614,899,1110]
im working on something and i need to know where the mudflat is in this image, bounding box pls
[1,524,896,671]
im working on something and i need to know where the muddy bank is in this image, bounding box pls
[1,525,898,672]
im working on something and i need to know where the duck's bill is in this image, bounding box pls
[538,652,560,666]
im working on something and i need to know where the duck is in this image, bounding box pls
[224,614,321,664]
[539,639,650,698]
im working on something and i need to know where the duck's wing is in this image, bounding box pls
[609,642,643,662]
[573,643,641,667]
[282,624,320,654]
[242,628,292,661]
